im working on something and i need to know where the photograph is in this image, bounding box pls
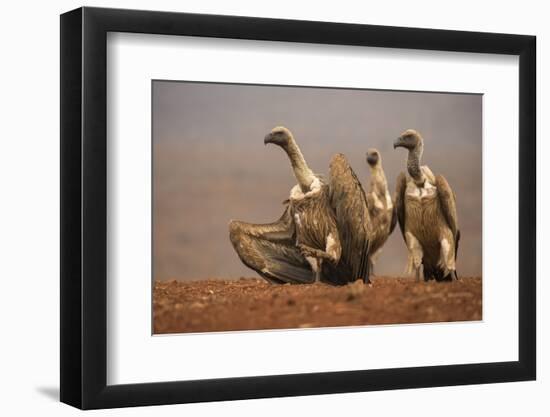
[56,5,538,411]
[152,80,482,334]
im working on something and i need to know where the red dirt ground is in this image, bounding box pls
[153,276,482,334]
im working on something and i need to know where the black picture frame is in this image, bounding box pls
[60,6,536,410]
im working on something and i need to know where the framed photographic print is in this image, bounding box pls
[60,6,536,409]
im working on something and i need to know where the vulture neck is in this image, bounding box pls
[284,139,316,192]
[369,164,388,196]
[407,143,425,185]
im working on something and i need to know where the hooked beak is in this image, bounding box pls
[264,133,273,145]
[393,137,403,149]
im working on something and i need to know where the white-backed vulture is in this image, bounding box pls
[230,127,373,285]
[393,129,460,282]
[229,127,342,284]
[264,127,342,283]
[364,149,397,272]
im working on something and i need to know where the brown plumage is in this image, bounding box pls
[230,127,386,285]
[229,205,313,284]
[229,127,341,284]
[265,127,342,283]
[326,153,371,284]
[394,129,460,282]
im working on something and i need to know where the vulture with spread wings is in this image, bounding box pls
[230,127,381,285]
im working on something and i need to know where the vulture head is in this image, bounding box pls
[366,148,381,167]
[393,129,423,150]
[264,126,316,192]
[264,126,293,148]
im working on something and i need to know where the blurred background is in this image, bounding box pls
[153,81,482,281]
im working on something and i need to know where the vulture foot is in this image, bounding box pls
[438,269,458,282]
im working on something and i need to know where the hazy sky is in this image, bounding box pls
[153,81,482,281]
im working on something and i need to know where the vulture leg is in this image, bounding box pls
[423,263,436,281]
[297,243,339,262]
[315,260,322,283]
[405,232,423,283]
[368,259,375,278]
[297,243,338,284]
[229,209,314,284]
[363,262,371,285]
[415,268,421,283]
[439,273,454,282]
[436,233,456,282]
[453,230,461,281]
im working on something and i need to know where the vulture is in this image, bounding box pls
[230,126,342,284]
[393,129,460,282]
[229,126,371,285]
[364,149,397,272]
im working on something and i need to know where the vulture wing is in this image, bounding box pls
[328,153,370,281]
[229,206,314,284]
[235,205,296,242]
[394,172,407,241]
[262,244,315,284]
[435,174,459,239]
